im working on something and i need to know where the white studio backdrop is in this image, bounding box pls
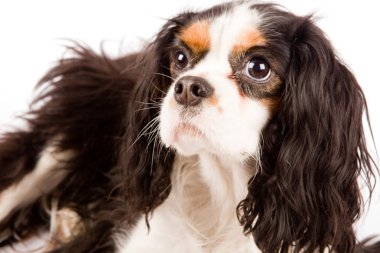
[0,0,379,241]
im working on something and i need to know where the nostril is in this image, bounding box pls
[175,82,183,94]
[190,83,210,98]
[191,84,202,97]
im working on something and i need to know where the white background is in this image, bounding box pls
[0,0,379,242]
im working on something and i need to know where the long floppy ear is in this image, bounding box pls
[239,17,377,253]
[117,13,195,221]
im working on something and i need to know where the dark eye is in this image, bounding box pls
[174,51,189,69]
[245,57,271,81]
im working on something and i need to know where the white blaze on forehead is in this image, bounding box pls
[207,3,262,66]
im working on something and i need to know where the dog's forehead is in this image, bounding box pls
[178,2,265,57]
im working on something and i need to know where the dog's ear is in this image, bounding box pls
[239,16,377,253]
[117,13,195,220]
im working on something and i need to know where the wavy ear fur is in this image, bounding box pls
[239,16,377,253]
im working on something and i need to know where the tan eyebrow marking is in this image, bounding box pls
[179,20,210,54]
[232,29,266,54]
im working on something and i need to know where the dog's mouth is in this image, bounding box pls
[174,122,204,139]
[166,121,210,155]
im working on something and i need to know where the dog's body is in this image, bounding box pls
[0,1,379,253]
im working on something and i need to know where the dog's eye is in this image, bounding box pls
[245,57,271,81]
[174,51,189,69]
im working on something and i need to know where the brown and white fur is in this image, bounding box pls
[0,1,379,253]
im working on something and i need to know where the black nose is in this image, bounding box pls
[174,76,214,107]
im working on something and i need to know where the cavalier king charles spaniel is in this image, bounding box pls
[0,1,379,253]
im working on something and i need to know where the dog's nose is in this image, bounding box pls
[174,76,214,107]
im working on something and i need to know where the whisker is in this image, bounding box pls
[135,101,161,106]
[135,106,161,113]
[160,65,175,74]
[127,116,160,151]
[153,72,176,82]
[150,79,168,95]
[150,127,160,175]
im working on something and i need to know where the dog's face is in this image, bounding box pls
[160,3,282,158]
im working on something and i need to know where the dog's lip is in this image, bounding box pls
[174,122,204,138]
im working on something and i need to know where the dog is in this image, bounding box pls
[0,1,379,252]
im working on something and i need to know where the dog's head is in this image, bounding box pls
[123,2,376,252]
[159,3,274,158]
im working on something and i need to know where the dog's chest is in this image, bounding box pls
[117,155,260,253]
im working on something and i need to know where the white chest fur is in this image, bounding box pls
[117,154,260,253]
